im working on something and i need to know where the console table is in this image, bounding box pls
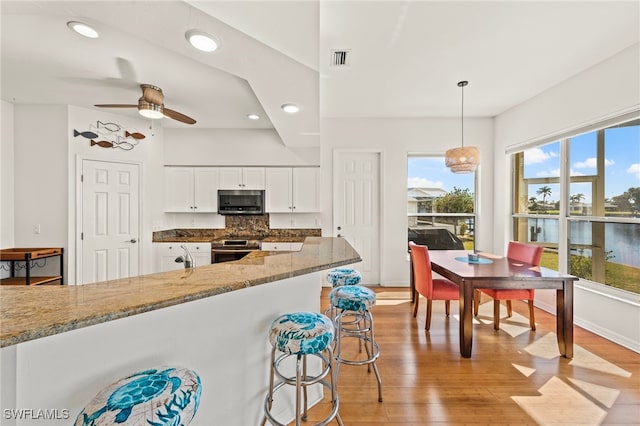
[0,247,64,285]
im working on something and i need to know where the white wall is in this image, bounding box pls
[320,117,494,286]
[1,101,15,250]
[9,105,166,284]
[164,128,319,166]
[13,105,68,281]
[494,43,640,352]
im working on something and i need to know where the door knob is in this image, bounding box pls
[127,238,138,243]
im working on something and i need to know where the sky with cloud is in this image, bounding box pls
[523,125,639,202]
[407,123,638,205]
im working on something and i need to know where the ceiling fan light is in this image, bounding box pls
[138,100,164,119]
[185,30,219,52]
[67,21,99,39]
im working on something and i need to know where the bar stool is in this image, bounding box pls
[262,312,343,426]
[75,366,201,426]
[330,285,383,402]
[324,268,362,320]
[326,268,362,287]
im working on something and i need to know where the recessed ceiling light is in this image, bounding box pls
[67,21,99,39]
[185,30,219,52]
[281,104,300,114]
[247,114,260,120]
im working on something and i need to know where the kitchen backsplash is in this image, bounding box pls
[153,214,321,242]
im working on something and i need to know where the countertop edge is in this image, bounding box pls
[1,238,361,348]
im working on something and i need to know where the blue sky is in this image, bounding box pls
[523,125,640,202]
[407,124,640,204]
[407,157,474,192]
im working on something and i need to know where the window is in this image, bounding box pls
[407,156,476,250]
[512,117,640,295]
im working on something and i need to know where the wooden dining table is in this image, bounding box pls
[427,250,578,359]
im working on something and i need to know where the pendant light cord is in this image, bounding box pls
[458,80,468,148]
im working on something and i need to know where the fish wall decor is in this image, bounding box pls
[79,121,147,151]
[125,131,145,140]
[90,140,114,148]
[73,129,99,139]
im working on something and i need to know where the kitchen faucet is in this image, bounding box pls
[175,245,195,269]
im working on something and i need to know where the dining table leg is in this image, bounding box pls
[556,280,574,358]
[459,280,473,358]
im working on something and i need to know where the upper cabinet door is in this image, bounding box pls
[266,168,293,212]
[194,168,219,212]
[218,167,265,189]
[241,168,266,189]
[218,167,244,189]
[292,168,320,212]
[164,167,195,212]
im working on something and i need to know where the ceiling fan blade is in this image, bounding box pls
[94,104,138,108]
[164,107,196,125]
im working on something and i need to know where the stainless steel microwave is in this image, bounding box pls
[217,190,264,215]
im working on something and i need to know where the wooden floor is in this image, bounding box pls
[305,287,640,425]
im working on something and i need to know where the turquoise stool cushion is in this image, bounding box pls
[75,366,201,426]
[330,285,376,312]
[326,268,362,287]
[269,312,335,355]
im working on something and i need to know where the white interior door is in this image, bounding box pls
[81,160,140,284]
[333,151,381,284]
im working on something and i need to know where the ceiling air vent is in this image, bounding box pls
[331,49,351,67]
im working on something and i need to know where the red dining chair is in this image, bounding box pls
[408,242,460,331]
[474,241,544,331]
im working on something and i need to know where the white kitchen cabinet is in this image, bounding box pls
[155,243,211,272]
[266,167,320,213]
[261,242,303,252]
[218,167,265,189]
[164,167,219,212]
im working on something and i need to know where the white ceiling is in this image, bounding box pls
[2,1,639,147]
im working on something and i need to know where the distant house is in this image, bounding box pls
[408,187,447,226]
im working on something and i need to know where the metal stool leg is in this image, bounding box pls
[261,347,277,426]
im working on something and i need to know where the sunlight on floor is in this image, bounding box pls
[512,376,608,425]
[474,302,532,337]
[568,378,621,409]
[524,332,562,359]
[570,346,633,378]
[512,363,536,377]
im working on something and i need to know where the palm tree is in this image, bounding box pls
[570,193,585,212]
[528,196,539,212]
[537,186,552,212]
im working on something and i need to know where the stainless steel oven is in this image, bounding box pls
[211,239,261,263]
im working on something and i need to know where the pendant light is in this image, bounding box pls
[445,81,480,173]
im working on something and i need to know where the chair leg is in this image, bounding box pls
[425,300,433,331]
[493,299,500,331]
[506,300,513,317]
[413,291,419,318]
[473,290,481,316]
[528,300,536,331]
[445,300,450,316]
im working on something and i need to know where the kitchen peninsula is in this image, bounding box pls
[0,237,360,426]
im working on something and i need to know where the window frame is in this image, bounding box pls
[407,154,478,250]
[509,114,640,296]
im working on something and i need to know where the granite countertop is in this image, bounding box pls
[0,237,360,348]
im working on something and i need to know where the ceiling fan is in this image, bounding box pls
[94,84,196,125]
